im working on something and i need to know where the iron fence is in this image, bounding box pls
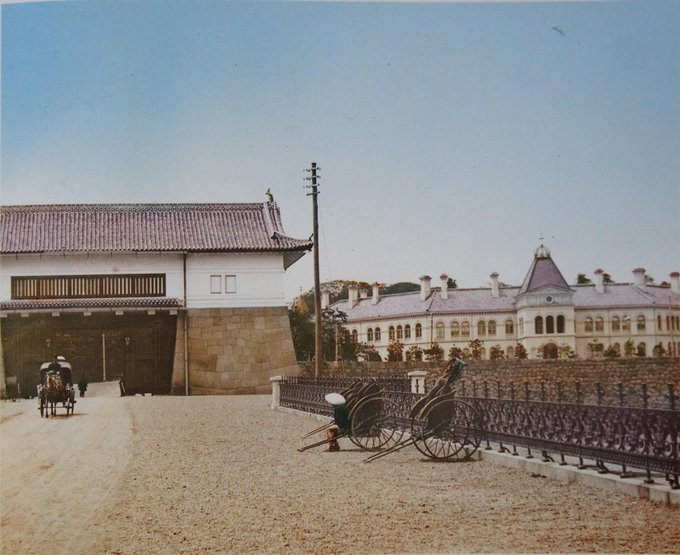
[280,375,679,488]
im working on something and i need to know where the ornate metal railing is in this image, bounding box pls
[280,375,680,488]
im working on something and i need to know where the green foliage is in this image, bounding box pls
[288,306,314,361]
[424,342,444,361]
[489,344,504,360]
[624,338,636,357]
[468,339,484,360]
[387,340,404,362]
[514,343,528,359]
[382,282,421,295]
[357,344,382,361]
[558,343,575,359]
[576,273,592,285]
[603,345,620,358]
[406,345,423,361]
[652,343,667,357]
[448,346,464,360]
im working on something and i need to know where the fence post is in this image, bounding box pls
[270,375,283,409]
[408,370,428,394]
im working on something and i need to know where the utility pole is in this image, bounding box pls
[305,162,322,378]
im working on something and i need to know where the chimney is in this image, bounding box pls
[440,274,449,300]
[348,285,359,308]
[321,290,330,310]
[371,282,380,305]
[594,269,605,294]
[419,275,431,301]
[490,272,500,298]
[632,267,646,286]
[670,272,680,294]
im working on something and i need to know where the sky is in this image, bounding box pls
[2,0,679,301]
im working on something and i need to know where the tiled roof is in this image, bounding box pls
[0,203,312,254]
[337,284,680,322]
[518,249,571,295]
[0,297,183,311]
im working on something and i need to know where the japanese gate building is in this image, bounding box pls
[0,201,311,395]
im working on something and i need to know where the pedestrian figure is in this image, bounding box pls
[78,374,88,398]
[324,392,349,452]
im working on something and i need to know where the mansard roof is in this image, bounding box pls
[0,203,312,255]
[518,245,571,295]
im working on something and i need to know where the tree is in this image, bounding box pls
[448,346,464,360]
[558,343,575,359]
[387,340,404,362]
[576,273,592,285]
[424,342,444,361]
[288,306,314,361]
[514,343,528,359]
[406,345,423,361]
[604,345,620,358]
[624,338,636,357]
[652,343,667,357]
[603,273,614,284]
[382,282,420,295]
[356,343,382,361]
[468,339,484,360]
[446,277,458,289]
[489,344,504,360]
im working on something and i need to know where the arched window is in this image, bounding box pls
[506,346,514,358]
[658,315,663,330]
[477,320,486,336]
[546,315,554,334]
[612,316,620,332]
[584,317,593,332]
[535,316,544,334]
[396,325,403,340]
[435,322,445,340]
[613,342,620,355]
[451,321,460,337]
[388,326,395,341]
[404,325,411,339]
[505,319,514,335]
[415,323,422,339]
[351,329,358,343]
[374,327,381,342]
[367,328,374,342]
[519,318,524,335]
[595,317,604,332]
[637,315,646,332]
[557,315,565,334]
[488,320,496,336]
[622,316,631,331]
[461,322,470,337]
[637,342,646,356]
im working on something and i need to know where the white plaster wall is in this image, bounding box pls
[1,251,288,308]
[185,252,286,308]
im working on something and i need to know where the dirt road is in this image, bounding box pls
[1,383,678,554]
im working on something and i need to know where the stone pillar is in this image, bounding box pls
[408,370,428,394]
[270,375,282,409]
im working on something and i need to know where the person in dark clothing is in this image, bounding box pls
[324,393,349,452]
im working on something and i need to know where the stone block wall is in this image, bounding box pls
[172,307,300,395]
[296,358,680,409]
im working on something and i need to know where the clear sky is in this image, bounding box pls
[2,0,679,301]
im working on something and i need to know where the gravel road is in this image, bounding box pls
[1,382,678,554]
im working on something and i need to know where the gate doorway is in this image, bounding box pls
[1,312,176,396]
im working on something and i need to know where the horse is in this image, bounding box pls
[42,372,66,417]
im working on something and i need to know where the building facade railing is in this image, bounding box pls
[274,374,679,489]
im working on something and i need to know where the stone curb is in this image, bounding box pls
[274,404,679,506]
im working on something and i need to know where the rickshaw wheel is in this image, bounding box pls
[349,397,404,451]
[418,398,481,462]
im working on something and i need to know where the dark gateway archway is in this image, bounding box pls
[2,312,176,397]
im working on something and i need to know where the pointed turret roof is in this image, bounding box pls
[518,244,572,295]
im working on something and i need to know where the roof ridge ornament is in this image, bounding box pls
[534,243,551,259]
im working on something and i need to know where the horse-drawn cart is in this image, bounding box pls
[37,357,76,418]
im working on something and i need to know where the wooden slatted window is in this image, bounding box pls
[11,274,166,299]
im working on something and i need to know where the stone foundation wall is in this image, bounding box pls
[297,358,680,408]
[174,307,299,395]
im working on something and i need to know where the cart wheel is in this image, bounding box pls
[349,397,404,451]
[417,398,481,462]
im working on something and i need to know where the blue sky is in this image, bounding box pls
[2,0,679,301]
